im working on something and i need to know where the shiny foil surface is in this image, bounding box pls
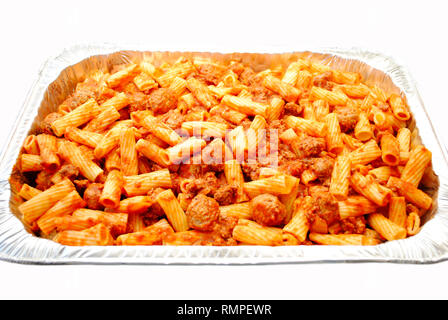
[1,43,447,264]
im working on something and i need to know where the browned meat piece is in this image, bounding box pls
[278,144,298,162]
[57,164,79,179]
[295,134,326,158]
[35,170,53,190]
[278,160,304,177]
[186,194,220,231]
[340,216,366,234]
[250,194,286,227]
[50,164,80,184]
[239,67,257,86]
[312,192,339,226]
[147,88,177,114]
[195,64,226,85]
[83,183,104,210]
[142,188,166,225]
[283,102,303,117]
[213,184,237,205]
[213,215,238,240]
[249,85,274,104]
[312,71,333,90]
[241,162,264,181]
[310,157,334,179]
[118,107,130,120]
[334,106,359,132]
[228,62,246,76]
[159,109,184,130]
[127,91,149,112]
[41,112,62,134]
[180,172,220,198]
[59,79,99,112]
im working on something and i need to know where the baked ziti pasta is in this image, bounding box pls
[12,54,436,246]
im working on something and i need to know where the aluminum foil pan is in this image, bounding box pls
[1,43,448,265]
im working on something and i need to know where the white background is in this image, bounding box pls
[1,0,448,300]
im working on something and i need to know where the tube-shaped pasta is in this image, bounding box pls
[100,92,129,110]
[36,190,86,235]
[58,140,103,181]
[388,93,410,121]
[243,175,291,198]
[367,213,406,241]
[400,145,432,187]
[309,233,380,246]
[310,86,348,106]
[135,138,171,167]
[296,70,313,89]
[117,196,154,214]
[20,154,43,172]
[123,169,172,196]
[22,135,40,155]
[380,133,400,166]
[19,178,75,224]
[51,98,99,136]
[54,223,114,246]
[341,133,363,151]
[94,121,133,159]
[224,160,249,203]
[227,126,247,163]
[325,113,344,154]
[283,197,313,243]
[36,134,60,171]
[156,189,189,232]
[329,155,351,201]
[166,137,206,165]
[279,128,302,158]
[99,170,124,209]
[18,184,42,200]
[313,100,329,121]
[281,62,302,85]
[181,121,228,138]
[406,211,421,236]
[388,196,407,228]
[338,195,377,219]
[339,83,370,98]
[105,148,121,171]
[156,61,194,88]
[119,127,139,176]
[219,202,252,219]
[186,77,217,109]
[116,219,174,245]
[106,63,138,87]
[284,115,326,137]
[209,105,247,125]
[201,137,233,165]
[141,115,183,146]
[278,176,301,224]
[71,209,128,235]
[83,106,121,133]
[349,139,382,166]
[350,171,392,206]
[64,126,104,148]
[368,166,398,183]
[354,113,373,141]
[387,176,432,210]
[267,97,285,122]
[301,169,317,185]
[133,72,158,91]
[262,75,300,102]
[233,219,283,246]
[221,95,268,117]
